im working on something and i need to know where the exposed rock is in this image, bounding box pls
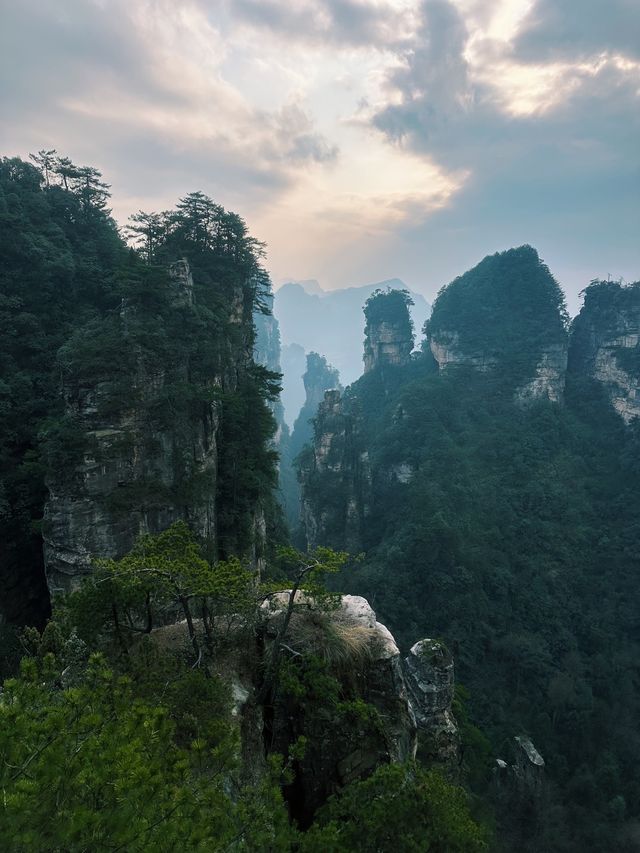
[427,246,569,403]
[569,280,640,423]
[168,258,194,306]
[515,342,568,405]
[429,330,498,373]
[43,365,220,595]
[299,389,369,552]
[363,290,414,373]
[365,320,413,372]
[258,591,416,823]
[148,591,458,826]
[290,353,342,461]
[512,735,546,795]
[259,591,460,823]
[404,639,459,766]
[43,259,263,596]
[274,278,430,387]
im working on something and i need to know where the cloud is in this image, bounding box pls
[362,0,640,308]
[225,0,417,49]
[514,0,640,62]
[0,0,339,211]
[1,0,637,309]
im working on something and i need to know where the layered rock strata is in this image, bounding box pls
[256,592,458,823]
[43,259,260,595]
[569,280,640,423]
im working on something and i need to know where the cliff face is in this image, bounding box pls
[299,389,369,552]
[404,639,459,767]
[428,246,569,404]
[363,289,414,373]
[289,353,341,459]
[43,365,220,595]
[44,259,266,595]
[257,592,458,824]
[569,280,640,423]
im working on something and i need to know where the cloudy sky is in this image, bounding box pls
[1,0,638,313]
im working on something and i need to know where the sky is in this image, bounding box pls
[1,0,638,315]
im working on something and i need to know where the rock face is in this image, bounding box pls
[494,736,546,800]
[43,386,219,595]
[168,258,194,305]
[43,260,263,596]
[514,343,568,405]
[363,290,414,373]
[259,592,457,825]
[404,639,459,766]
[364,320,413,372]
[299,389,369,551]
[569,280,640,423]
[289,353,341,461]
[429,330,498,373]
[427,246,569,404]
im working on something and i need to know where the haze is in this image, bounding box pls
[2,0,638,313]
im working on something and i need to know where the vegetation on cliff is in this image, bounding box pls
[0,154,281,626]
[426,246,569,380]
[0,525,487,851]
[569,278,640,374]
[301,257,640,851]
[290,352,341,460]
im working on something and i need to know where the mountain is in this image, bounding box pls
[299,251,640,851]
[274,278,431,425]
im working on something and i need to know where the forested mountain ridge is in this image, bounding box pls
[0,154,490,851]
[0,154,280,625]
[2,153,639,850]
[300,251,640,850]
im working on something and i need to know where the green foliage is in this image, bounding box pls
[0,154,282,627]
[364,287,414,331]
[63,522,256,667]
[0,646,294,851]
[302,764,488,852]
[427,246,568,381]
[289,352,341,462]
[303,319,640,849]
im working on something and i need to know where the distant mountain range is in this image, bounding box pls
[274,279,431,425]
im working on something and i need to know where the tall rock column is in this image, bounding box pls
[569,279,640,423]
[363,289,414,373]
[403,639,459,767]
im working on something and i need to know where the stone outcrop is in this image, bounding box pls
[429,330,498,373]
[427,246,569,404]
[299,389,369,552]
[154,592,459,826]
[515,342,568,405]
[289,353,341,461]
[404,639,459,766]
[364,320,413,372]
[44,361,219,597]
[257,592,457,824]
[43,260,262,596]
[430,332,568,405]
[569,280,640,423]
[494,735,546,799]
[168,258,194,305]
[363,290,414,373]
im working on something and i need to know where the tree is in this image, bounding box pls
[126,210,165,263]
[0,647,293,851]
[29,149,57,188]
[68,521,255,666]
[301,763,488,852]
[257,545,347,704]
